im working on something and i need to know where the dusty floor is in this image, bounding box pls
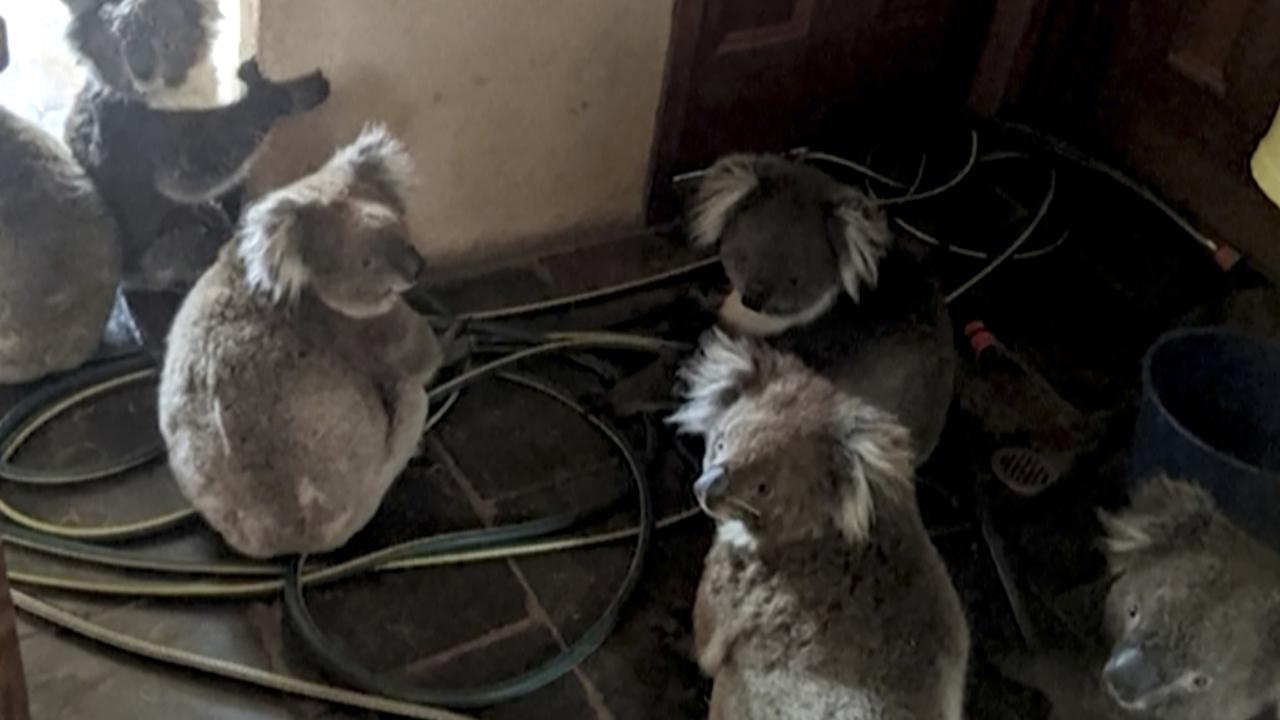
[3,124,1280,719]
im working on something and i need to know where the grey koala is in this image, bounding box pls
[0,15,121,383]
[61,0,329,346]
[159,126,441,559]
[1092,476,1280,720]
[689,154,956,466]
[670,331,970,720]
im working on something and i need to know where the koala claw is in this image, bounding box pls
[237,57,266,86]
[282,71,331,113]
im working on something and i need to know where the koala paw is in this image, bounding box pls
[237,57,266,86]
[281,70,331,114]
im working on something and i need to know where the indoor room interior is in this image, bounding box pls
[1,1,1279,718]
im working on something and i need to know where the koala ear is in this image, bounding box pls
[830,400,914,542]
[1098,476,1218,562]
[331,124,416,212]
[825,188,893,303]
[238,194,311,304]
[668,329,779,436]
[0,17,8,74]
[688,155,761,248]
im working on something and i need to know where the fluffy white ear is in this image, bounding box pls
[1098,476,1217,562]
[668,330,776,436]
[688,155,761,247]
[831,400,914,542]
[238,195,309,304]
[331,123,416,210]
[827,188,893,302]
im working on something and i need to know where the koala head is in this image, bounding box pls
[65,0,215,96]
[669,331,914,549]
[238,125,425,318]
[1097,477,1280,720]
[688,155,893,319]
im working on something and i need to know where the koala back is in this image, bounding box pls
[160,256,404,558]
[0,106,120,383]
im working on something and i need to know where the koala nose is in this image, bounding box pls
[694,464,727,510]
[125,39,157,82]
[1103,644,1162,705]
[740,282,769,312]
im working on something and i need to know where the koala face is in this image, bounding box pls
[306,199,424,319]
[1099,478,1280,720]
[70,0,212,95]
[718,189,841,316]
[697,396,839,547]
[672,331,914,549]
[688,155,893,321]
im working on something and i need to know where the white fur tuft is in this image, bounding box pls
[1099,476,1217,559]
[668,330,762,436]
[688,155,760,247]
[238,196,308,304]
[718,287,838,337]
[829,189,893,302]
[333,123,417,201]
[832,400,915,542]
[716,519,759,550]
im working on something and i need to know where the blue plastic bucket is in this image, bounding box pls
[1132,328,1280,551]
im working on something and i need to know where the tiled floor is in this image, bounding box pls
[4,127,1280,719]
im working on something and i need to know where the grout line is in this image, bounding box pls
[399,617,539,679]
[428,431,616,718]
[427,437,497,526]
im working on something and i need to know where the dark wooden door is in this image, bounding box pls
[1008,0,1280,276]
[647,0,994,222]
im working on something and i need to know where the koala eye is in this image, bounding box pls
[713,438,726,457]
[361,257,374,270]
[755,483,771,497]
[1189,673,1212,692]
[1126,602,1140,620]
[789,277,801,288]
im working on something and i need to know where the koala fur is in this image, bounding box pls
[0,19,121,383]
[62,0,329,347]
[670,331,970,720]
[689,154,956,465]
[1092,476,1280,720]
[159,126,440,559]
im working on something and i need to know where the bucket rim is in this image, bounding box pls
[1141,326,1280,478]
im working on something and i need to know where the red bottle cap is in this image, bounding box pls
[965,320,995,357]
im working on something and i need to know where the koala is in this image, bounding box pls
[1090,476,1280,720]
[0,16,122,383]
[62,0,329,348]
[670,331,970,720]
[159,126,441,559]
[689,155,956,465]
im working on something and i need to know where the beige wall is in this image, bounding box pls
[250,0,673,270]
